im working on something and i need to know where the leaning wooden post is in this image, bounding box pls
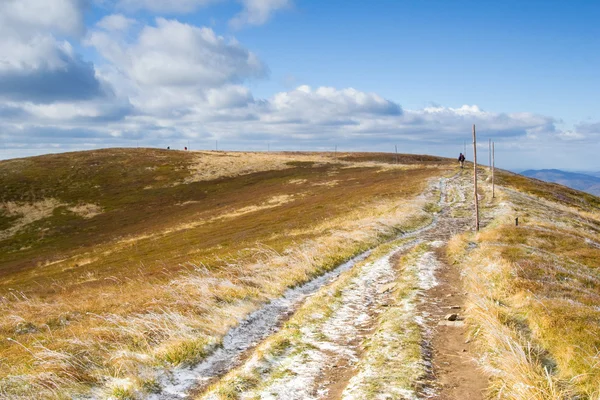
[473,124,479,231]
[492,141,495,199]
[395,145,399,164]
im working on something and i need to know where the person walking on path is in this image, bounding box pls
[458,153,466,168]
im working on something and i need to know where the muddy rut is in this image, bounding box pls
[153,173,488,399]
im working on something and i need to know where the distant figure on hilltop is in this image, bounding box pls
[458,153,466,168]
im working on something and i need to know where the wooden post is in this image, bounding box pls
[395,145,399,164]
[488,138,491,168]
[492,141,495,198]
[334,145,337,159]
[473,124,479,231]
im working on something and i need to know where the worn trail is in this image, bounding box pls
[159,173,490,399]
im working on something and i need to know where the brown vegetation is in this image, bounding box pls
[448,168,600,399]
[0,149,452,398]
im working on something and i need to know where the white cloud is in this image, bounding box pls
[0,0,105,103]
[266,85,401,122]
[0,35,75,73]
[115,0,219,13]
[97,14,137,32]
[0,0,86,37]
[404,106,556,138]
[88,18,267,90]
[554,130,586,141]
[230,0,292,29]
[20,99,132,122]
[572,122,600,141]
[0,3,593,171]
[206,85,254,108]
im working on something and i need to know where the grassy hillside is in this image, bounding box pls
[2,149,600,400]
[449,168,600,399]
[0,149,452,398]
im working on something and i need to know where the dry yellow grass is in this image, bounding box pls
[182,151,433,185]
[0,150,451,399]
[182,151,328,184]
[448,170,600,399]
[0,199,64,240]
[67,203,103,219]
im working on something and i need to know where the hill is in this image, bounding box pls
[521,168,600,196]
[1,149,599,400]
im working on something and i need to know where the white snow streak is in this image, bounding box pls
[151,251,372,399]
[254,247,405,399]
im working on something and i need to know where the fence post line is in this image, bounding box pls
[473,124,479,231]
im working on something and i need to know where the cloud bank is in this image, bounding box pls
[0,0,597,171]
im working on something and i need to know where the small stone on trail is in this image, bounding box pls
[444,313,458,321]
[448,305,461,309]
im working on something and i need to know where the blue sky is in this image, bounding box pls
[1,0,599,171]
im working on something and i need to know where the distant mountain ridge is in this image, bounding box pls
[520,169,600,196]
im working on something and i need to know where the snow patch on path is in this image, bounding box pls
[342,245,443,400]
[249,244,413,400]
[416,251,439,291]
[150,251,372,399]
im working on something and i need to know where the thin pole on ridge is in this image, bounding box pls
[492,141,495,199]
[473,124,479,231]
[488,138,491,168]
[395,145,399,164]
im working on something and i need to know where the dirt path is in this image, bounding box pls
[166,173,490,399]
[150,252,374,399]
[423,247,488,400]
[419,175,489,399]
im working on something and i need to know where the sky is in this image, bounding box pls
[0,0,599,171]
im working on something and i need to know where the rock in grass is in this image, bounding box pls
[444,313,458,321]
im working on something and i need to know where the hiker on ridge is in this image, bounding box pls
[458,153,466,168]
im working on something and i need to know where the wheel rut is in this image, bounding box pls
[162,173,489,399]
